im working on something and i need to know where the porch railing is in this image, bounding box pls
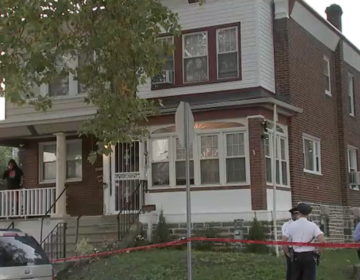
[117,180,146,241]
[0,187,56,219]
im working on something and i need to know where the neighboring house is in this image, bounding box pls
[0,0,359,242]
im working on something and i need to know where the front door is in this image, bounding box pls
[110,141,145,213]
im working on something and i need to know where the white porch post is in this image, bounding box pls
[103,153,111,214]
[53,132,67,217]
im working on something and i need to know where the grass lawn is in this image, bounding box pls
[58,249,359,280]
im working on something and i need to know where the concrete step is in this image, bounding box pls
[66,224,118,235]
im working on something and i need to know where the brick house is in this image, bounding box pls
[0,0,359,242]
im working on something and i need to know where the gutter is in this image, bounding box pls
[159,97,303,115]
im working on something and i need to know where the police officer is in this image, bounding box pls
[282,203,325,280]
[282,206,299,280]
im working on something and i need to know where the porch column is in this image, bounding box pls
[103,153,111,214]
[53,132,67,217]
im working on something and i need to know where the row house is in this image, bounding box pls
[0,0,359,241]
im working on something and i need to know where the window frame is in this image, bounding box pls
[216,26,240,80]
[302,134,322,175]
[348,72,355,116]
[348,145,358,190]
[148,120,250,189]
[323,55,331,96]
[38,139,83,184]
[40,52,96,98]
[264,124,290,188]
[182,31,209,84]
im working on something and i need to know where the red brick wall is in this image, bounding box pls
[21,136,103,216]
[248,118,267,210]
[274,17,342,206]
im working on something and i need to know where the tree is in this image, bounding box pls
[0,0,183,162]
[0,146,13,172]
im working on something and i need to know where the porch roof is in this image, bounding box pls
[0,112,92,144]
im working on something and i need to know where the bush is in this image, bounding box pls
[133,231,151,247]
[244,218,268,254]
[153,210,170,243]
[100,236,122,252]
[75,238,95,256]
[193,224,219,251]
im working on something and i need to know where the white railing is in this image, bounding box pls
[0,187,56,218]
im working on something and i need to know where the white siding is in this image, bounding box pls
[5,96,96,124]
[138,0,276,98]
[258,0,276,92]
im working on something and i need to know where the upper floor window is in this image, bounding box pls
[348,73,355,116]
[151,23,241,89]
[323,56,331,96]
[49,56,70,97]
[151,37,175,86]
[77,52,96,94]
[183,32,208,83]
[217,26,239,79]
[303,134,321,175]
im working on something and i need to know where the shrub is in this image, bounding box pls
[75,238,95,256]
[100,236,122,252]
[153,210,170,244]
[244,218,268,254]
[193,224,219,251]
[133,231,151,247]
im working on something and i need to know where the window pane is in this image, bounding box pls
[184,57,208,83]
[176,138,193,160]
[323,59,329,75]
[152,139,169,161]
[176,161,194,185]
[304,139,314,171]
[201,135,218,158]
[325,76,330,91]
[67,160,82,178]
[42,145,56,163]
[152,162,169,186]
[184,33,208,58]
[78,52,94,94]
[49,56,69,96]
[67,142,82,161]
[43,162,56,181]
[218,28,237,53]
[280,139,286,160]
[264,136,270,157]
[266,157,272,183]
[276,160,280,184]
[226,158,246,183]
[281,161,288,185]
[200,159,219,184]
[218,52,238,79]
[226,133,244,157]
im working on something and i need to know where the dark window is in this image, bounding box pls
[0,236,50,267]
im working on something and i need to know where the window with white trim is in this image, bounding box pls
[150,121,249,188]
[39,140,83,183]
[303,135,321,174]
[183,32,208,83]
[348,146,358,190]
[264,125,289,186]
[217,26,239,79]
[323,56,331,95]
[77,52,96,94]
[48,55,70,97]
[151,139,170,186]
[348,73,355,116]
[175,138,194,185]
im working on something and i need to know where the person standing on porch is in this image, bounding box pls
[282,206,299,280]
[2,159,24,216]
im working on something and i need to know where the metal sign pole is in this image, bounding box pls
[184,104,193,280]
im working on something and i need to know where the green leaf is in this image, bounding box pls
[0,0,181,160]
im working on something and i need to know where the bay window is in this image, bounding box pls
[39,139,83,183]
[149,121,249,188]
[264,125,289,187]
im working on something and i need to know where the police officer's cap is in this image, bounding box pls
[297,203,312,215]
[289,206,298,214]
